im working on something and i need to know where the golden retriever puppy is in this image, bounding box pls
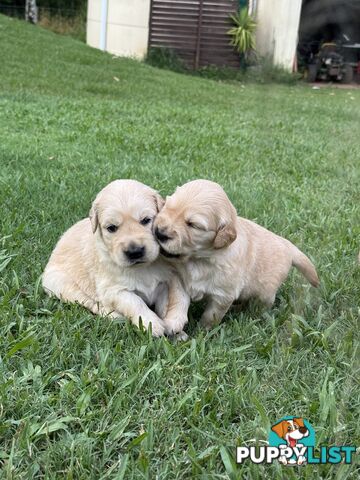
[154,179,319,332]
[42,180,189,337]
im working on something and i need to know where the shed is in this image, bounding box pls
[254,0,360,71]
[87,0,151,58]
[86,0,240,68]
[87,0,360,72]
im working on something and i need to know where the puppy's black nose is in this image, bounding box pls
[155,227,170,243]
[124,244,145,261]
[299,427,307,435]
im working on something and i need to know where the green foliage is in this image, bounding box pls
[245,58,303,85]
[0,14,359,478]
[0,0,87,17]
[38,9,86,42]
[0,0,87,40]
[227,7,257,58]
[145,47,187,73]
[194,61,301,85]
[145,51,301,85]
[37,0,86,15]
[195,64,244,80]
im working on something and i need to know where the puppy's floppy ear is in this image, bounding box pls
[271,421,287,440]
[89,202,99,233]
[153,193,165,213]
[294,417,304,428]
[213,221,237,249]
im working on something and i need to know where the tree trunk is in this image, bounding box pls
[25,0,38,24]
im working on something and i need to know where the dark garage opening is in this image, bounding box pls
[298,0,360,82]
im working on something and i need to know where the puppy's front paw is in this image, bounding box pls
[148,319,165,337]
[140,315,165,337]
[174,331,189,341]
[108,310,122,319]
[163,314,188,335]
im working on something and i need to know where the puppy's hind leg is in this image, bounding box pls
[42,268,105,315]
[199,296,233,330]
[230,298,250,313]
[259,292,276,309]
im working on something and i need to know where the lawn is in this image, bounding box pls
[0,14,359,479]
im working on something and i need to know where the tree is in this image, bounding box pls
[25,0,38,24]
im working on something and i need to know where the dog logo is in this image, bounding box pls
[269,416,314,465]
[236,415,356,465]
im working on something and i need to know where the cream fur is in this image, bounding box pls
[154,179,319,331]
[43,180,189,336]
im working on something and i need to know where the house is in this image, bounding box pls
[254,0,303,71]
[87,0,360,72]
[87,0,151,59]
[86,0,240,69]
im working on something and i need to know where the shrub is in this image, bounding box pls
[227,8,257,61]
[145,49,301,86]
[245,58,302,84]
[38,9,86,42]
[145,47,187,73]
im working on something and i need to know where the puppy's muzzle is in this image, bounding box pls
[124,243,146,262]
[155,227,171,243]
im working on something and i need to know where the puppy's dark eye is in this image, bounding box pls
[140,217,152,226]
[106,224,118,233]
[287,426,292,431]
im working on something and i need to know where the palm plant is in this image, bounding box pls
[227,7,257,61]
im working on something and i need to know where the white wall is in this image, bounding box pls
[255,0,302,71]
[87,0,151,59]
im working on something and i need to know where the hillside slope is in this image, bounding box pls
[0,14,359,478]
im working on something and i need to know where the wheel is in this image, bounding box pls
[342,64,353,83]
[307,64,318,82]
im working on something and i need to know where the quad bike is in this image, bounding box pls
[307,42,354,83]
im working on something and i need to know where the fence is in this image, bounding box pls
[148,0,240,69]
[0,3,79,20]
[0,2,85,40]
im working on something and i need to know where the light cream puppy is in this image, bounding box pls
[154,179,319,332]
[42,180,189,336]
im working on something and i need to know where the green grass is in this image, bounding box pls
[0,14,359,479]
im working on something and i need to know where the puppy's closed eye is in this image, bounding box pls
[186,220,205,230]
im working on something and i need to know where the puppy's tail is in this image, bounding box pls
[291,245,320,287]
